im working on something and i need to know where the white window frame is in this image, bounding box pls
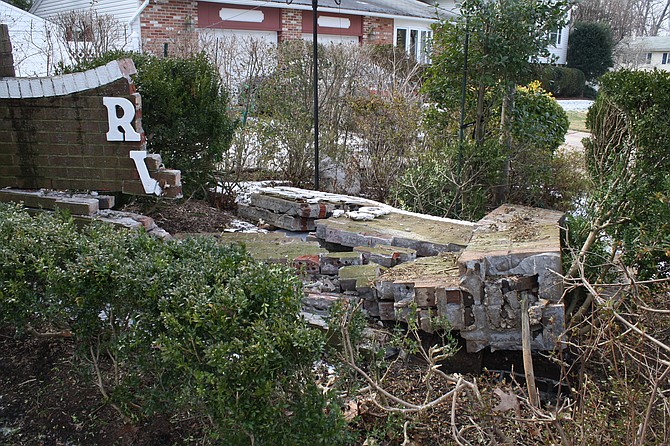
[394,26,432,64]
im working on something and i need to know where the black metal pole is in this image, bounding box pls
[457,16,469,215]
[312,0,320,190]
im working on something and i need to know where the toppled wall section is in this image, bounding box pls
[0,51,181,197]
[232,188,566,352]
[457,205,566,352]
[238,186,388,231]
[0,188,170,238]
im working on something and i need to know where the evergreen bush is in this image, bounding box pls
[532,64,586,98]
[0,204,348,444]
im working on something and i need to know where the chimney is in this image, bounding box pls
[0,24,16,77]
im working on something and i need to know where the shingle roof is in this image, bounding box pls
[620,36,670,52]
[268,0,452,19]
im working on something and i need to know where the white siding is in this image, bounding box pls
[31,0,142,51]
[0,2,68,76]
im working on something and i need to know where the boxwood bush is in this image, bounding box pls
[0,204,347,445]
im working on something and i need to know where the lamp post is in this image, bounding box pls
[312,0,320,190]
[283,0,341,190]
[456,17,469,215]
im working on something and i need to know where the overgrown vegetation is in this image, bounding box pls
[418,0,573,219]
[0,204,347,445]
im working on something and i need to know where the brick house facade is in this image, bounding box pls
[30,0,443,59]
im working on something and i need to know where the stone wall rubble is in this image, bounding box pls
[223,188,566,353]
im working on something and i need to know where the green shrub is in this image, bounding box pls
[508,81,573,207]
[136,54,237,196]
[584,69,670,279]
[567,22,614,82]
[0,204,348,444]
[392,140,504,221]
[532,64,586,98]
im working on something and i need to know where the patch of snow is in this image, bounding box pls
[224,219,267,233]
[557,99,594,111]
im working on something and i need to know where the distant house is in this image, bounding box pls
[0,1,67,76]
[615,36,670,71]
[29,0,452,63]
[438,0,571,65]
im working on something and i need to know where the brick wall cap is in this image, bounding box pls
[0,59,137,99]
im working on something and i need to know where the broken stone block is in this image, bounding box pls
[354,244,416,267]
[338,264,381,292]
[320,251,363,275]
[250,193,334,219]
[237,204,316,232]
[54,197,99,216]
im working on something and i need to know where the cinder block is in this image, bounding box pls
[294,254,320,275]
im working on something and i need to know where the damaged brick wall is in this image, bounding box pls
[0,35,181,197]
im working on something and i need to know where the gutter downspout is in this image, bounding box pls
[128,0,150,26]
[127,0,150,53]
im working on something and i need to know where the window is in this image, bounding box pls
[396,28,407,49]
[548,29,562,46]
[395,27,432,63]
[646,52,652,64]
[663,52,668,64]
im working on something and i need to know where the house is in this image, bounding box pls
[437,0,571,65]
[29,0,452,63]
[615,36,670,71]
[0,1,67,76]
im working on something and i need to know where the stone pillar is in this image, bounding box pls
[0,24,16,78]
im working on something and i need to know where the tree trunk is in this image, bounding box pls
[475,81,486,146]
[494,84,514,205]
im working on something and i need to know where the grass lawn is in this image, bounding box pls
[566,110,589,132]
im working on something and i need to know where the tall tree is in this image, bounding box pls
[2,0,32,11]
[573,0,670,40]
[424,0,570,206]
[567,21,614,81]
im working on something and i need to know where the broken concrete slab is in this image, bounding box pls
[250,193,334,219]
[178,232,328,265]
[239,187,389,232]
[316,211,474,256]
